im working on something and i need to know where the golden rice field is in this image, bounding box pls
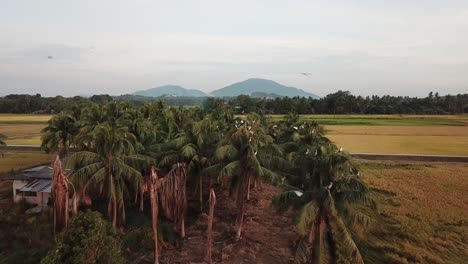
[1,114,468,155]
[326,126,468,155]
[0,114,52,145]
[0,151,54,175]
[358,161,468,264]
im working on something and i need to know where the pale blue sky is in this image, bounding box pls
[1,0,467,97]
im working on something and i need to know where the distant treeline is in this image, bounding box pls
[206,91,468,114]
[0,91,467,114]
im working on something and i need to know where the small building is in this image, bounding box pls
[2,166,53,207]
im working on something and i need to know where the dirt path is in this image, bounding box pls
[162,181,297,263]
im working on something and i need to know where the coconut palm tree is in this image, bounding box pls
[41,113,78,157]
[273,122,374,264]
[156,114,221,212]
[206,114,282,240]
[66,123,145,230]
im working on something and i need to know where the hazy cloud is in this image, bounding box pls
[0,0,467,96]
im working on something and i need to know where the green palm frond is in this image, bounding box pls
[214,145,238,161]
[296,200,320,236]
[294,239,311,264]
[70,162,104,188]
[65,151,101,169]
[272,189,304,213]
[219,161,241,180]
[181,143,197,159]
[330,218,364,264]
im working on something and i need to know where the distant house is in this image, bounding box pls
[2,166,54,207]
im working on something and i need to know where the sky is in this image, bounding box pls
[1,0,467,97]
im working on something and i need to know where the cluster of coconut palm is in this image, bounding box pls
[41,101,374,263]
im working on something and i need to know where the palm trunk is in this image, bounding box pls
[140,188,144,212]
[71,192,77,216]
[199,172,203,212]
[150,166,160,264]
[235,171,248,241]
[181,218,186,238]
[134,187,138,204]
[112,199,117,230]
[206,188,216,264]
[246,175,251,201]
[107,200,112,219]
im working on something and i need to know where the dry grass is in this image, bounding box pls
[0,151,54,175]
[0,124,44,138]
[5,136,42,146]
[0,114,51,145]
[357,161,468,264]
[0,114,52,123]
[326,125,468,155]
[266,114,468,126]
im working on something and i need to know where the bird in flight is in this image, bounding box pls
[47,56,53,59]
[301,72,312,76]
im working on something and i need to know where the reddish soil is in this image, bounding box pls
[161,181,297,263]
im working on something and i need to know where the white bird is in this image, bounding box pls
[273,125,278,129]
[254,151,258,156]
[293,126,298,130]
[305,149,310,154]
[294,190,304,197]
[248,126,252,130]
[339,146,343,152]
[327,182,333,190]
[240,120,244,124]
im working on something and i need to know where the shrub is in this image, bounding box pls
[41,210,125,264]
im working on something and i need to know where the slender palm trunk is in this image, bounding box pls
[235,170,249,241]
[112,199,117,230]
[206,188,216,264]
[150,167,160,264]
[140,188,144,212]
[246,175,251,201]
[199,172,203,212]
[181,218,186,238]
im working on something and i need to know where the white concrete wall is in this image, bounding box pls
[12,180,50,206]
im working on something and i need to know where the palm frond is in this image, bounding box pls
[296,200,320,237]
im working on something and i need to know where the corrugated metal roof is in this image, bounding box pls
[23,166,47,172]
[19,179,51,193]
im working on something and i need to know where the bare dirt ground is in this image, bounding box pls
[161,181,297,264]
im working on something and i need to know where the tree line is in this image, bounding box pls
[2,90,466,114]
[210,91,468,114]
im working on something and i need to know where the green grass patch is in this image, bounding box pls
[264,114,468,126]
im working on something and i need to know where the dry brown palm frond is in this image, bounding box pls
[206,188,216,264]
[149,166,160,264]
[159,163,188,238]
[52,156,69,233]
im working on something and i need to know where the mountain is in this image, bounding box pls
[133,85,208,97]
[210,78,319,98]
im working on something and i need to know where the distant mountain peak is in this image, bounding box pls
[132,85,208,97]
[209,78,319,98]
